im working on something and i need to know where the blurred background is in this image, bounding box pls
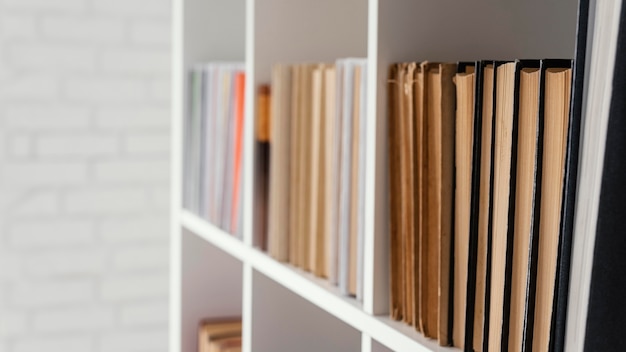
[0,0,172,351]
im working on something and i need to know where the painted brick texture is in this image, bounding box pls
[0,0,172,351]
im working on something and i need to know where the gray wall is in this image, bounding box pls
[0,0,172,351]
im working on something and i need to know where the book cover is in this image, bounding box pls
[488,59,540,352]
[552,0,591,350]
[453,61,476,350]
[584,6,626,349]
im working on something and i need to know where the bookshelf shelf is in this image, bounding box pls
[180,210,455,352]
[171,0,587,351]
[180,210,247,262]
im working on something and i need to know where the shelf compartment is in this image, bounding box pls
[248,0,370,250]
[181,209,461,351]
[252,0,368,84]
[366,0,580,317]
[180,228,243,352]
[251,269,362,351]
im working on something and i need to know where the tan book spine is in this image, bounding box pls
[453,71,476,349]
[508,67,540,352]
[488,62,517,352]
[315,65,328,278]
[400,62,417,325]
[323,66,337,279]
[532,67,572,352]
[309,66,323,275]
[388,63,403,320]
[415,63,427,332]
[425,64,439,340]
[289,65,301,266]
[422,62,456,344]
[411,64,422,331]
[422,61,439,336]
[348,64,361,295]
[330,63,344,286]
[438,63,456,346]
[299,65,315,271]
[473,64,494,352]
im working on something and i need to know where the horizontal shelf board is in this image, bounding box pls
[180,210,246,261]
[372,316,458,352]
[179,209,460,352]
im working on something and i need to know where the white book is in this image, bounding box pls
[182,70,193,211]
[199,66,212,218]
[190,68,204,215]
[205,64,218,223]
[213,67,228,229]
[338,59,356,295]
[355,59,368,302]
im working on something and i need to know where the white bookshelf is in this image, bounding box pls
[170,0,581,351]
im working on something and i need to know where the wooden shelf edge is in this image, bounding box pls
[179,209,459,352]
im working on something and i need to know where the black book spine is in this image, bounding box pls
[551,0,591,351]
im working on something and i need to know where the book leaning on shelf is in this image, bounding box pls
[261,58,368,300]
[183,63,246,238]
[387,58,576,351]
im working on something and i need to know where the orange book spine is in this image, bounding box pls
[231,72,246,233]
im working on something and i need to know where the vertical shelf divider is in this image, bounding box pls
[243,1,256,350]
[242,0,256,248]
[364,0,390,318]
[169,0,184,350]
[242,263,254,352]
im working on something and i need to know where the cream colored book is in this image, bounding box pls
[508,67,540,352]
[533,67,572,352]
[348,63,362,296]
[298,64,315,271]
[488,61,517,352]
[289,65,301,266]
[323,66,337,280]
[309,64,325,276]
[473,64,494,352]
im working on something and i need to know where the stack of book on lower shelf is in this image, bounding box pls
[255,58,368,300]
[387,60,575,351]
[183,63,246,238]
[198,318,242,352]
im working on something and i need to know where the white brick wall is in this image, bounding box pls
[0,0,171,350]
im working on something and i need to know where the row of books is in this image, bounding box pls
[387,60,573,351]
[198,318,242,352]
[183,63,246,237]
[258,59,368,299]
